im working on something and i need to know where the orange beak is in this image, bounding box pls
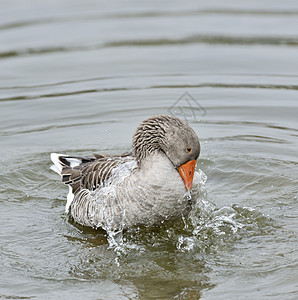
[178,160,197,190]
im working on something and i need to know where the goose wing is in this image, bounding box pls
[51,152,134,195]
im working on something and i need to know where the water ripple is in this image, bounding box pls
[2,34,298,60]
[1,82,298,102]
[105,35,298,47]
[1,9,298,31]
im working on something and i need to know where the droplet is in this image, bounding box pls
[187,190,192,202]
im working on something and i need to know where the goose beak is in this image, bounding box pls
[178,160,197,190]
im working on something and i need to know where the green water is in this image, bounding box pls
[0,1,297,299]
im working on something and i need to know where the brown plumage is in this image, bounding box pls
[59,153,132,194]
[51,115,201,231]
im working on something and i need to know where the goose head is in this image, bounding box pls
[132,115,200,190]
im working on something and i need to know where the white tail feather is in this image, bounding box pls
[66,186,74,212]
[50,153,64,175]
[50,152,83,176]
[50,153,80,212]
[50,164,61,175]
[64,157,82,168]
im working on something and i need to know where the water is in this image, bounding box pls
[0,0,298,299]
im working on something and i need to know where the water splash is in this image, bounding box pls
[104,169,209,253]
[98,168,276,259]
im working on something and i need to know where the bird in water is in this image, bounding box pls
[50,115,201,231]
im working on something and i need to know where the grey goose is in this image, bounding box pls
[51,115,201,231]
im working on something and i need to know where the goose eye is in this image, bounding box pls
[186,147,192,153]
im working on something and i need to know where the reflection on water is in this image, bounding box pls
[0,0,298,299]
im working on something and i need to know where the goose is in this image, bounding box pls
[50,115,201,231]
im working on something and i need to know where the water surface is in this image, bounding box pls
[0,0,298,299]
